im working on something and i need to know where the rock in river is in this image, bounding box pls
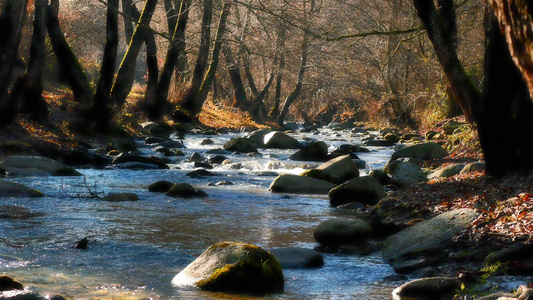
[289,141,328,161]
[269,174,336,194]
[314,218,373,246]
[223,137,257,153]
[269,247,324,269]
[0,155,81,176]
[263,132,301,149]
[328,175,385,207]
[315,155,359,184]
[383,208,479,261]
[172,241,284,294]
[392,277,461,300]
[0,180,44,198]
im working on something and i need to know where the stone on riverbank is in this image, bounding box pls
[264,132,301,149]
[460,162,486,174]
[102,193,139,201]
[389,162,428,187]
[269,174,336,194]
[428,163,465,179]
[269,247,324,269]
[172,241,284,294]
[316,155,359,184]
[0,156,81,176]
[328,176,385,207]
[314,218,372,246]
[223,137,257,153]
[392,277,461,300]
[390,142,448,161]
[0,180,44,198]
[383,208,479,261]
[289,141,328,161]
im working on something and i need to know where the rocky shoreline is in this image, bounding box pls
[1,121,532,299]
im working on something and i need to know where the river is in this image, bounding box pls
[1,125,398,299]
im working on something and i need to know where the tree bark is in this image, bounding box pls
[145,0,191,121]
[413,0,481,122]
[18,0,49,123]
[121,0,134,43]
[489,0,533,101]
[46,0,93,109]
[478,8,533,176]
[110,0,157,112]
[222,41,249,109]
[250,70,275,120]
[87,0,119,131]
[268,25,286,120]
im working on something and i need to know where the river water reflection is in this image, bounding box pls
[1,127,397,299]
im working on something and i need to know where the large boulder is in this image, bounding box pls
[289,141,328,161]
[223,137,257,153]
[269,247,324,269]
[269,174,336,194]
[389,162,428,187]
[0,275,23,291]
[382,208,480,261]
[300,169,339,184]
[246,129,271,148]
[315,155,359,184]
[392,277,461,300]
[328,176,385,207]
[0,156,81,176]
[172,241,284,294]
[314,218,372,246]
[391,142,448,161]
[0,180,44,198]
[263,132,300,149]
[166,183,196,198]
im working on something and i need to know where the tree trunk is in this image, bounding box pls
[222,42,249,109]
[178,0,213,117]
[277,31,309,125]
[125,0,159,117]
[0,0,27,118]
[478,8,533,176]
[87,0,119,131]
[110,0,157,112]
[413,0,481,122]
[121,0,134,43]
[18,0,49,123]
[268,25,286,120]
[489,0,533,101]
[145,0,190,121]
[46,0,93,109]
[250,70,275,120]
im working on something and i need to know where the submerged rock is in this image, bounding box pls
[314,218,373,246]
[269,174,336,194]
[269,247,324,269]
[172,241,284,294]
[328,176,385,207]
[148,181,174,193]
[102,193,139,201]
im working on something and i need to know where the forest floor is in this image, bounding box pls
[1,89,533,280]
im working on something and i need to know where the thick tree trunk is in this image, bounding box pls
[110,0,157,111]
[18,0,49,123]
[277,31,309,125]
[489,0,533,101]
[222,42,249,109]
[46,0,93,109]
[145,0,190,121]
[479,8,533,176]
[87,0,119,131]
[178,0,213,117]
[0,0,27,118]
[268,26,286,120]
[249,70,275,120]
[413,0,481,122]
[121,0,134,43]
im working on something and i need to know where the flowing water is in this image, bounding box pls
[0,126,399,299]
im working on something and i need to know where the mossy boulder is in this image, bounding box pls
[390,142,448,161]
[172,241,284,294]
[269,174,336,194]
[314,218,373,246]
[223,137,257,153]
[442,120,468,135]
[328,176,386,207]
[0,180,44,198]
[315,155,359,184]
[263,132,301,149]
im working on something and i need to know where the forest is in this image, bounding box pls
[1,0,533,299]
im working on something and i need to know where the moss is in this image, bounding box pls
[29,189,45,198]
